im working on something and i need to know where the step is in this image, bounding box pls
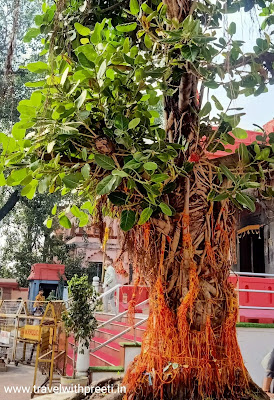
[90,350,120,367]
[95,327,143,345]
[67,343,120,368]
[95,312,148,325]
[90,337,121,359]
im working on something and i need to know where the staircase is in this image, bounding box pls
[90,312,147,367]
[66,292,148,376]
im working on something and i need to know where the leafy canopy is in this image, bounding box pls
[0,0,274,231]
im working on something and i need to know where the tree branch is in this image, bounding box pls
[0,189,20,222]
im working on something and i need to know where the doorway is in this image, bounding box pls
[239,227,265,273]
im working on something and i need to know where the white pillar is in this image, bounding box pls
[92,276,100,293]
[76,340,90,377]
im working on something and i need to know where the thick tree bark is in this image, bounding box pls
[121,1,269,394]
[0,189,20,222]
[123,174,269,399]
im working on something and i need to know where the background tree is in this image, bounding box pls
[0,192,86,286]
[1,0,274,399]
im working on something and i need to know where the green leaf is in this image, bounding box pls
[130,0,140,15]
[24,27,40,43]
[228,22,236,35]
[123,159,141,170]
[74,22,91,36]
[144,34,153,49]
[79,212,89,227]
[11,168,29,184]
[70,205,82,218]
[114,114,129,130]
[96,175,121,195]
[26,61,49,73]
[81,201,95,214]
[60,67,69,85]
[47,140,55,153]
[116,23,137,32]
[138,207,153,225]
[62,173,83,188]
[211,95,223,111]
[237,143,250,164]
[232,128,248,139]
[90,22,103,44]
[46,218,53,229]
[199,102,211,118]
[59,215,72,229]
[12,124,26,140]
[236,192,255,212]
[213,192,229,201]
[120,210,136,231]
[0,173,6,186]
[25,80,46,88]
[51,204,57,215]
[144,162,157,171]
[76,89,87,108]
[81,163,91,179]
[128,118,141,129]
[78,53,95,69]
[141,3,154,13]
[97,60,107,80]
[21,180,38,199]
[94,154,115,170]
[150,174,169,183]
[108,192,127,205]
[112,169,128,177]
[220,164,236,182]
[159,202,172,216]
[204,81,219,89]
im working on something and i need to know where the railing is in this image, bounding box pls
[91,298,149,354]
[231,270,274,313]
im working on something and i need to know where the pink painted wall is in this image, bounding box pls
[65,217,130,285]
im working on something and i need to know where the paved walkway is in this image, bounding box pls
[0,364,44,400]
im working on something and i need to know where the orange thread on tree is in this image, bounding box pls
[143,223,150,250]
[128,277,140,326]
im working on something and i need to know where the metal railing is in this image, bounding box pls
[231,270,274,312]
[91,299,149,354]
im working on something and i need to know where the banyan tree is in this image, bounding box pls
[1,0,274,399]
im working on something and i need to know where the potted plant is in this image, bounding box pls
[61,274,97,385]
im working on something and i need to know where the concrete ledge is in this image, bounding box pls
[89,366,124,372]
[119,342,141,347]
[89,367,124,383]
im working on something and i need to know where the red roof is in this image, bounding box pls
[205,119,273,160]
[0,279,19,289]
[264,119,274,134]
[206,130,260,160]
[27,263,66,281]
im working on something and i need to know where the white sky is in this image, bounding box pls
[209,8,274,130]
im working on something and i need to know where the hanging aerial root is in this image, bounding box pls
[123,263,259,400]
[123,277,181,399]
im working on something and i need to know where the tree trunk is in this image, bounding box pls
[121,1,270,397]
[0,189,20,222]
[123,175,268,399]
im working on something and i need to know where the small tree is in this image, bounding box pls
[62,274,97,379]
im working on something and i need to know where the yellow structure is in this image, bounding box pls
[31,302,67,397]
[0,299,67,396]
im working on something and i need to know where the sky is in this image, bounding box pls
[209,8,274,130]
